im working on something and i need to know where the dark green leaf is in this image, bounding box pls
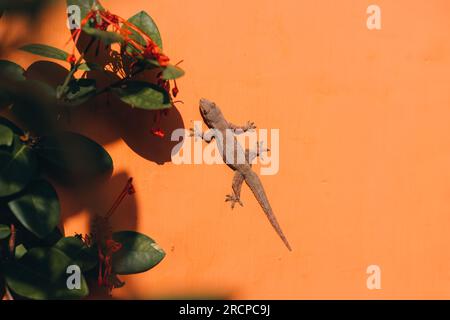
[0,60,25,109]
[0,124,13,147]
[36,132,113,184]
[8,179,60,239]
[161,64,185,80]
[9,79,58,135]
[3,247,89,300]
[112,231,165,275]
[54,237,97,272]
[0,224,10,239]
[0,90,12,110]
[17,227,63,249]
[20,44,70,62]
[0,60,25,81]
[77,62,102,72]
[124,11,163,49]
[112,81,171,110]
[0,137,37,198]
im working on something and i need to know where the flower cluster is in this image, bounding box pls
[68,8,170,68]
[78,178,136,294]
[66,5,182,139]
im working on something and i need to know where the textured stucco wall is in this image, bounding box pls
[2,0,450,299]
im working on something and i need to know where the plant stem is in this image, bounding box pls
[8,224,15,257]
[95,66,145,96]
[56,38,96,100]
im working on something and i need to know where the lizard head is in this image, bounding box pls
[199,98,222,127]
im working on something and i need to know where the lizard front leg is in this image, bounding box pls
[225,171,244,209]
[246,141,270,164]
[189,125,214,143]
[229,121,256,134]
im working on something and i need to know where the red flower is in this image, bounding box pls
[67,7,174,73]
[98,239,122,288]
[95,178,135,293]
[172,80,179,97]
[143,44,170,67]
[67,54,77,64]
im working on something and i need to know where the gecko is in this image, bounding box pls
[191,98,292,251]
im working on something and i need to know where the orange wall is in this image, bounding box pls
[3,0,450,299]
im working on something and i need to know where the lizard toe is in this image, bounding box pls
[225,194,242,209]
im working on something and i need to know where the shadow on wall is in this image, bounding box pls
[0,4,241,301]
[3,1,187,164]
[110,104,185,165]
[20,37,186,300]
[56,171,138,300]
[24,32,185,164]
[57,171,138,232]
[0,0,55,55]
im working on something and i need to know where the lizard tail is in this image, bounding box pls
[244,170,292,251]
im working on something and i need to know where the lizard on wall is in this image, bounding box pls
[191,98,292,251]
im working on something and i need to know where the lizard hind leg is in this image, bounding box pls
[246,141,270,164]
[225,171,244,209]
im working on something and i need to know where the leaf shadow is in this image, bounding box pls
[110,102,185,165]
[70,31,187,164]
[25,60,68,88]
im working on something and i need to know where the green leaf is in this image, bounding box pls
[8,179,60,239]
[0,124,13,147]
[0,60,25,81]
[15,244,27,259]
[54,237,97,272]
[0,224,10,239]
[0,90,12,110]
[0,137,38,198]
[144,59,162,69]
[112,81,171,110]
[36,131,113,184]
[83,27,124,45]
[18,227,63,249]
[20,44,70,62]
[161,64,185,80]
[112,231,165,275]
[124,11,163,49]
[59,78,97,106]
[66,0,104,20]
[0,117,23,135]
[0,60,25,109]
[3,247,89,300]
